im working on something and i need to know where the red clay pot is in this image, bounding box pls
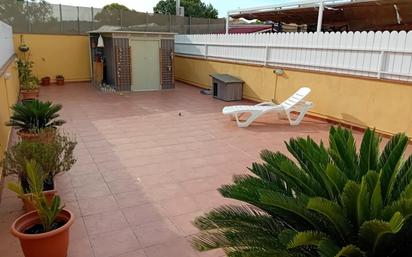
[20,89,39,100]
[56,77,64,86]
[17,129,56,143]
[10,209,74,257]
[41,77,50,86]
[22,190,57,212]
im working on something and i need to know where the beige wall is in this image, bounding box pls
[0,59,20,165]
[13,34,91,82]
[175,56,412,138]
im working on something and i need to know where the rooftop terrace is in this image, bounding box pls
[0,82,350,257]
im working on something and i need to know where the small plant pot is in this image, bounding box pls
[20,89,39,101]
[56,77,64,86]
[21,190,57,212]
[17,129,56,143]
[41,77,50,86]
[10,209,74,257]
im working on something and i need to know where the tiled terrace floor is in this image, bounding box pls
[1,82,408,257]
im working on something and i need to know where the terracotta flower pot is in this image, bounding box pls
[17,129,56,143]
[41,77,50,86]
[10,209,74,257]
[22,190,57,212]
[20,89,39,100]
[56,77,64,86]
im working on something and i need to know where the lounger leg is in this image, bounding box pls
[235,112,261,128]
[286,105,311,126]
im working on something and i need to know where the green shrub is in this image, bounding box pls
[2,132,77,192]
[192,127,412,257]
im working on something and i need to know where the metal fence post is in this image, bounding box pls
[59,4,63,33]
[119,9,123,27]
[26,0,32,33]
[169,14,172,32]
[91,7,94,30]
[77,6,80,34]
[189,16,192,34]
[145,12,149,31]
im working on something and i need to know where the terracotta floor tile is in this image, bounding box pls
[107,179,142,194]
[133,219,181,247]
[169,211,203,236]
[113,190,150,209]
[115,250,147,257]
[157,196,200,217]
[143,183,188,202]
[90,228,141,257]
[70,217,89,240]
[75,182,111,200]
[71,172,105,188]
[68,237,95,257]
[78,195,119,216]
[122,203,164,226]
[84,210,129,235]
[143,238,198,257]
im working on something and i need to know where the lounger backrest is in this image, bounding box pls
[280,87,311,110]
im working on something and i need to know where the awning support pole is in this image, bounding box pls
[226,12,229,34]
[316,0,324,32]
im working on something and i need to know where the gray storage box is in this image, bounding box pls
[210,74,244,101]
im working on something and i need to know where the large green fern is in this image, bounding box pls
[192,127,412,257]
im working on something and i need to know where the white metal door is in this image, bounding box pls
[130,40,160,91]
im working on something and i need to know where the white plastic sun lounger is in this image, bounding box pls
[222,87,313,128]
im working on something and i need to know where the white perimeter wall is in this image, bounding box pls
[176,31,412,83]
[0,21,14,68]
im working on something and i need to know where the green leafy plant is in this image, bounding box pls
[192,127,412,257]
[2,132,77,193]
[6,100,65,133]
[8,160,64,232]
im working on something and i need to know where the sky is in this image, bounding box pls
[46,0,296,18]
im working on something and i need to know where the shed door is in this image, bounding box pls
[130,40,160,91]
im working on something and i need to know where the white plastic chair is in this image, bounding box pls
[222,87,313,128]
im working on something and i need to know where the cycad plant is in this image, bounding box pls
[6,100,65,133]
[192,127,412,257]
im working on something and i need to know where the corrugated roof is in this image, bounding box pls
[229,0,412,31]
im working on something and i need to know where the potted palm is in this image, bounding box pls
[1,133,77,211]
[9,160,74,257]
[6,100,65,142]
[192,127,412,256]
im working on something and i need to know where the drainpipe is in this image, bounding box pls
[316,0,324,32]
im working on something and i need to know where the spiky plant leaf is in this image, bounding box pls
[378,133,409,204]
[329,127,358,181]
[307,197,352,241]
[359,212,405,256]
[333,245,365,257]
[358,129,380,179]
[287,230,326,249]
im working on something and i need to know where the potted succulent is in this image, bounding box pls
[1,133,77,211]
[56,75,64,85]
[6,100,65,142]
[41,76,51,86]
[9,160,74,257]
